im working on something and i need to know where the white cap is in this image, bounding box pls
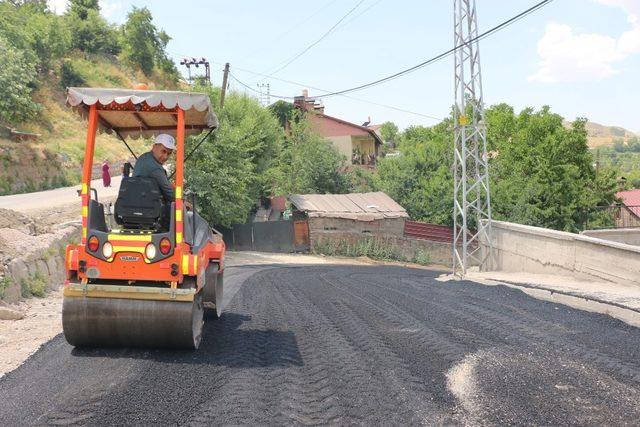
[155,134,176,150]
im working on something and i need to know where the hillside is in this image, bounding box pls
[563,120,638,148]
[0,57,178,195]
[0,2,181,195]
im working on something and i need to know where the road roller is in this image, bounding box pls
[62,87,225,349]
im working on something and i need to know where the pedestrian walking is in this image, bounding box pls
[102,159,111,187]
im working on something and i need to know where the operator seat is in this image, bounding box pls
[114,177,168,230]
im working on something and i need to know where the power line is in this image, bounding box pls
[260,0,367,78]
[237,0,341,64]
[229,68,442,121]
[307,0,554,99]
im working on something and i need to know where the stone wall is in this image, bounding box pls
[0,222,80,303]
[308,217,405,242]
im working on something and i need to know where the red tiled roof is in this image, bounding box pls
[306,113,383,145]
[617,189,640,217]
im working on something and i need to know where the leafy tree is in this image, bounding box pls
[379,121,399,146]
[121,6,176,77]
[66,9,120,55]
[377,121,453,224]
[186,88,284,226]
[0,36,40,124]
[377,104,617,232]
[272,118,352,195]
[68,0,99,19]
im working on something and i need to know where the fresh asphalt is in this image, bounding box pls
[1,263,640,425]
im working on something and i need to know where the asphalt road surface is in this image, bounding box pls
[1,264,640,425]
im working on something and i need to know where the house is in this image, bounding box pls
[289,192,409,247]
[293,91,383,168]
[616,189,640,228]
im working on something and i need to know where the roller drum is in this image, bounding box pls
[62,294,204,349]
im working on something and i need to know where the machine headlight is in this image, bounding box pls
[102,241,113,258]
[145,243,157,260]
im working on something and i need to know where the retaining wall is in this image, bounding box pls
[486,220,640,286]
[580,228,640,246]
[1,222,80,303]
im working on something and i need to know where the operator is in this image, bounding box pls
[132,134,175,203]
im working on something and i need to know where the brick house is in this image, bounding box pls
[293,91,383,168]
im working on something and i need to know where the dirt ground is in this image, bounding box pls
[0,289,62,377]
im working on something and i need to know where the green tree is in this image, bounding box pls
[376,104,617,232]
[68,0,99,19]
[0,36,40,124]
[186,88,284,226]
[66,9,120,55]
[272,118,352,195]
[121,6,176,77]
[377,121,453,224]
[379,121,399,146]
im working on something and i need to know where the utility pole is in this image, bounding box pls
[180,57,211,85]
[452,0,493,276]
[257,83,270,106]
[220,63,230,109]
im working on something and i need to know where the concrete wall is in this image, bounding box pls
[325,135,352,161]
[581,228,640,246]
[486,220,640,287]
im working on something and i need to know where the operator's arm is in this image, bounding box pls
[151,168,175,202]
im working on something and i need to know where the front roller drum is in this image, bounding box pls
[62,294,204,349]
[202,264,223,318]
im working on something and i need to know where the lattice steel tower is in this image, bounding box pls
[453,0,492,276]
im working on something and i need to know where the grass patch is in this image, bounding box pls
[312,236,432,266]
[21,272,47,298]
[0,276,13,300]
[313,236,402,260]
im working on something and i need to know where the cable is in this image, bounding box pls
[305,0,554,99]
[236,0,341,64]
[230,68,442,121]
[260,0,367,78]
[230,73,294,99]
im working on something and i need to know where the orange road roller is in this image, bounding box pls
[62,87,225,349]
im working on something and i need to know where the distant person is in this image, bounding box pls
[101,160,111,187]
[122,161,132,178]
[132,134,175,203]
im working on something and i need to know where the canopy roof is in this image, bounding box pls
[67,87,218,139]
[289,192,408,221]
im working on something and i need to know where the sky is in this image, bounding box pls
[47,0,640,133]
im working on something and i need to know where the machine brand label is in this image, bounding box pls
[120,255,140,262]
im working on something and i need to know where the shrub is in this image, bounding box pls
[60,60,85,88]
[0,276,13,300]
[21,273,47,298]
[0,36,40,124]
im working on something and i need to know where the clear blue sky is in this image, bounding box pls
[50,0,640,132]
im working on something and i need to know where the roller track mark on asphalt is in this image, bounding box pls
[357,271,640,386]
